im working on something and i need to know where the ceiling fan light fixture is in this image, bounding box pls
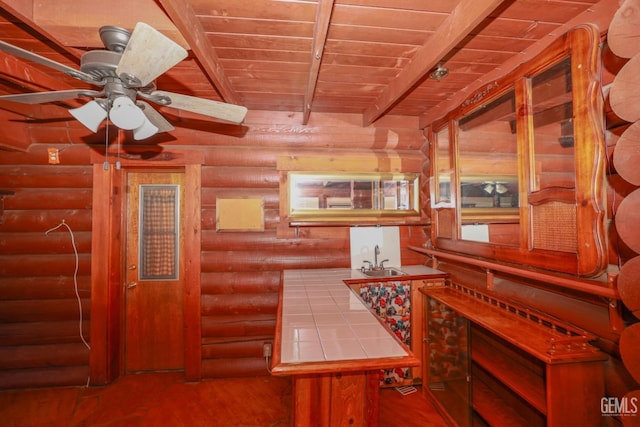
[133,116,159,140]
[0,22,249,137]
[496,183,508,194]
[109,96,145,130]
[69,100,107,132]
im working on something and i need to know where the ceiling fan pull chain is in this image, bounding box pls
[116,128,122,170]
[104,111,110,171]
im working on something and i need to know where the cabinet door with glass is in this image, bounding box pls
[428,25,606,277]
[425,295,471,427]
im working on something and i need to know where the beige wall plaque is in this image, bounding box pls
[216,197,264,232]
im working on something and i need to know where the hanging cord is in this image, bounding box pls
[265,353,272,375]
[263,342,272,374]
[45,220,91,351]
[104,101,111,170]
[116,127,122,170]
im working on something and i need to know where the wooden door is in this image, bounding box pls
[125,171,185,372]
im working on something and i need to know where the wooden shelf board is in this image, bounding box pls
[472,336,547,414]
[473,377,536,427]
[421,286,607,364]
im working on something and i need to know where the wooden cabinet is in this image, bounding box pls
[422,283,607,426]
[424,296,472,426]
[427,25,607,278]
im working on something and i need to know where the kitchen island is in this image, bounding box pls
[271,266,447,426]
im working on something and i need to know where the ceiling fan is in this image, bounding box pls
[0,22,248,140]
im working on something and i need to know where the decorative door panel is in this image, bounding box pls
[125,171,185,372]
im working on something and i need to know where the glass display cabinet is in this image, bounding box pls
[427,24,606,277]
[425,294,472,427]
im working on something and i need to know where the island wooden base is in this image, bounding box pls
[291,370,381,427]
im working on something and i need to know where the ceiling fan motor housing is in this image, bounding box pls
[99,25,132,53]
[80,50,121,80]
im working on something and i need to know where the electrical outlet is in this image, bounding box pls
[263,342,272,358]
[48,148,60,164]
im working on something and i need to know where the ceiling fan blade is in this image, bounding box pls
[0,41,99,84]
[0,89,102,105]
[150,90,248,124]
[137,101,175,132]
[116,22,188,88]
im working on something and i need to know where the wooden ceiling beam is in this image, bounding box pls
[0,0,85,61]
[1,0,187,49]
[157,0,242,105]
[362,0,505,126]
[303,0,336,125]
[0,51,76,92]
[419,0,621,128]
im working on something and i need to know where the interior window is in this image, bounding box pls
[139,185,180,280]
[531,58,576,192]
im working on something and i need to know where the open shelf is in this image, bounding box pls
[422,282,607,427]
[471,325,546,414]
[473,366,545,427]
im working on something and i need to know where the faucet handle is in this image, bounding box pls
[361,260,373,271]
[379,259,389,269]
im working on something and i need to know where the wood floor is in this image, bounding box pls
[0,372,449,426]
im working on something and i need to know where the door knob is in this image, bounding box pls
[126,282,137,289]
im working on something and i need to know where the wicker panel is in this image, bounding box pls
[531,202,576,252]
[437,209,453,239]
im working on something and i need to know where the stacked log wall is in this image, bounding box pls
[0,146,93,388]
[0,111,427,386]
[194,111,426,378]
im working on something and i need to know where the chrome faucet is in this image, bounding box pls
[361,245,389,271]
[374,244,380,268]
[376,245,389,269]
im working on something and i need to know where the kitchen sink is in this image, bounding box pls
[360,267,407,278]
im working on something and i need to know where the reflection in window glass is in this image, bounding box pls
[288,173,418,215]
[139,185,179,280]
[457,90,519,209]
[531,58,575,191]
[382,180,410,210]
[353,180,374,209]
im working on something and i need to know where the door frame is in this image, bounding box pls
[90,149,202,384]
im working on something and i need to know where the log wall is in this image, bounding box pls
[0,111,427,387]
[197,112,426,378]
[0,146,93,388]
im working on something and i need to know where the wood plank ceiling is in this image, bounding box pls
[0,0,612,132]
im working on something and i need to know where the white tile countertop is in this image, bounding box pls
[273,266,447,369]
